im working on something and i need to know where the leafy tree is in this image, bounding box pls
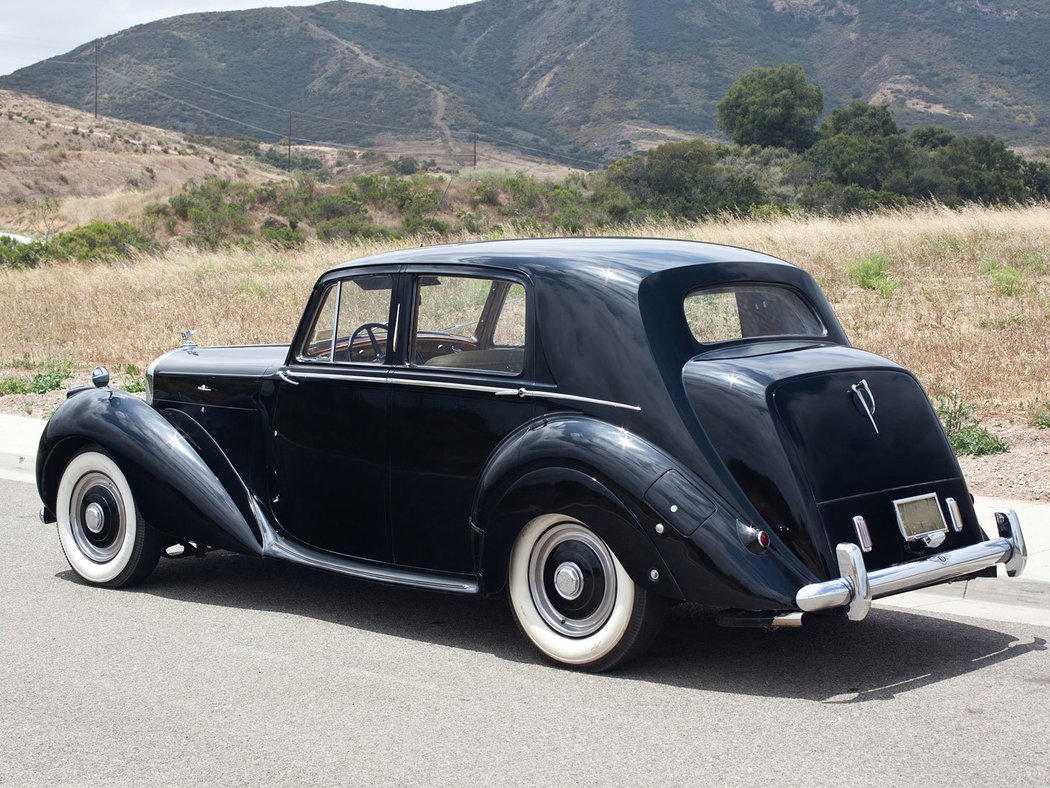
[930,135,1027,204]
[715,64,824,151]
[606,139,765,218]
[805,101,912,192]
[910,125,957,150]
[820,101,901,138]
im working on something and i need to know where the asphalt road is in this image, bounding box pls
[2,477,1048,786]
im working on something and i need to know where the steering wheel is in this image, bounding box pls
[348,322,389,363]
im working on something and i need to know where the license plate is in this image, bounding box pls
[892,493,948,541]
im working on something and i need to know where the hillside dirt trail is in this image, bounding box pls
[282,8,452,147]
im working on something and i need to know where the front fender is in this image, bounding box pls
[37,389,264,556]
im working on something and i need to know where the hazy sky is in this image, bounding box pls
[0,1,474,76]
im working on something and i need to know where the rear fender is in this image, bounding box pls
[475,467,684,599]
[472,415,721,597]
[471,414,818,608]
[37,389,265,555]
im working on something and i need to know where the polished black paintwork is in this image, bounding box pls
[37,238,987,615]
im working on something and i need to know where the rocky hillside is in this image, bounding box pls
[2,1,1049,161]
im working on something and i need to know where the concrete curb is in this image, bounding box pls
[0,414,45,483]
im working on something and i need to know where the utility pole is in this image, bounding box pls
[473,131,477,169]
[287,110,292,172]
[94,40,99,118]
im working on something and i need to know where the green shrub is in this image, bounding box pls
[935,388,1009,456]
[0,360,74,396]
[120,363,146,394]
[260,223,305,248]
[1032,403,1050,429]
[846,253,897,297]
[48,222,154,261]
[988,265,1025,296]
[316,217,399,242]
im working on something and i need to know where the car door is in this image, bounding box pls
[387,269,542,575]
[270,270,398,561]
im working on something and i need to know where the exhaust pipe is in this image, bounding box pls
[716,610,805,629]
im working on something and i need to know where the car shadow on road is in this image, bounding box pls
[58,550,1047,703]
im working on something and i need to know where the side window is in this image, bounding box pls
[492,283,526,346]
[301,275,393,363]
[413,276,526,375]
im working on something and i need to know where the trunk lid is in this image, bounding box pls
[683,344,982,576]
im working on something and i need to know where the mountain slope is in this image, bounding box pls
[2,0,1048,163]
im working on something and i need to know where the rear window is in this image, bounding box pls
[684,284,825,343]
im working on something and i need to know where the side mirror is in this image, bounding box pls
[91,365,110,388]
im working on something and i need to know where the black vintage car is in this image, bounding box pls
[36,238,1027,670]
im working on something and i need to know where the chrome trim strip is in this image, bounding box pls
[258,515,478,594]
[391,377,516,395]
[391,303,400,355]
[283,370,387,385]
[796,509,1026,617]
[280,369,640,410]
[494,387,641,412]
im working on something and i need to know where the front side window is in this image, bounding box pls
[413,276,526,375]
[684,284,825,344]
[301,275,393,363]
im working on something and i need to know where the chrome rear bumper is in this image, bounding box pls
[796,509,1027,621]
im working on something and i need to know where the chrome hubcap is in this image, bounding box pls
[528,522,617,638]
[69,471,126,563]
[553,562,584,600]
[84,502,105,534]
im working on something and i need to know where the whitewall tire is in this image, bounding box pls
[56,448,160,588]
[508,514,665,671]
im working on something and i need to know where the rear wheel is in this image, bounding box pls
[56,448,161,588]
[508,514,665,671]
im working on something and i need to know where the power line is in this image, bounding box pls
[49,57,606,168]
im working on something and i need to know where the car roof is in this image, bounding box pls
[325,237,796,282]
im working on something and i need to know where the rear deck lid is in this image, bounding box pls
[772,369,960,504]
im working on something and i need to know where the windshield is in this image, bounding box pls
[684,284,826,344]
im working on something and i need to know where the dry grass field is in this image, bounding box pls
[1,203,1047,422]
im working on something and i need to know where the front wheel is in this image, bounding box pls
[56,448,161,588]
[508,515,665,671]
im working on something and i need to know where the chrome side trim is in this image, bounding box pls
[258,514,478,594]
[283,370,387,385]
[391,377,517,395]
[494,387,641,412]
[796,509,1026,618]
[279,370,640,410]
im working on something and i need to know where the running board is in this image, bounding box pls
[257,512,478,595]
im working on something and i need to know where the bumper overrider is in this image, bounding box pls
[796,509,1027,621]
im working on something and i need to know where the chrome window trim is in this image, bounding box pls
[329,280,342,363]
